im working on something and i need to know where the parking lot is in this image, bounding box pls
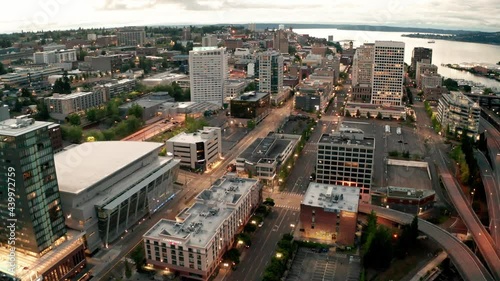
[286,248,361,281]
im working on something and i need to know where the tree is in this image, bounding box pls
[344,110,351,117]
[127,103,144,119]
[366,112,371,119]
[35,102,50,121]
[130,244,145,271]
[363,226,393,270]
[61,125,82,143]
[224,248,241,265]
[124,259,132,279]
[244,82,256,92]
[86,108,98,122]
[52,73,71,94]
[244,223,257,233]
[463,85,472,92]
[247,120,256,130]
[0,62,7,75]
[356,109,361,118]
[376,112,383,119]
[483,88,493,95]
[443,78,459,91]
[66,113,81,126]
[263,198,275,206]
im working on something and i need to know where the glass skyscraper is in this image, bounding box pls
[0,117,66,256]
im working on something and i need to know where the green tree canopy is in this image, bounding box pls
[66,113,81,126]
[127,103,144,119]
[61,125,82,143]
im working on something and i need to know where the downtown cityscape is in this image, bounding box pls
[0,1,500,281]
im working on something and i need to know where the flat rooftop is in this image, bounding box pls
[167,127,219,144]
[232,91,269,102]
[318,131,375,147]
[0,230,84,281]
[346,102,406,111]
[47,91,95,100]
[386,186,435,199]
[238,136,293,164]
[302,183,360,212]
[143,72,187,81]
[144,177,259,248]
[0,118,52,137]
[55,141,163,194]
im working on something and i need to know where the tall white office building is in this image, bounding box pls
[370,41,405,106]
[189,47,228,106]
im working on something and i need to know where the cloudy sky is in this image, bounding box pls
[1,0,498,33]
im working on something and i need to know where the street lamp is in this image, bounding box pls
[276,253,283,259]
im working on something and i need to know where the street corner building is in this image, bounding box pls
[300,183,360,246]
[143,177,261,281]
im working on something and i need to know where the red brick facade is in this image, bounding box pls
[300,204,357,245]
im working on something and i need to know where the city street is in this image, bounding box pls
[95,99,294,280]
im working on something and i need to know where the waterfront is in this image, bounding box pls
[295,28,500,89]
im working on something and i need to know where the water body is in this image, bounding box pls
[295,28,500,89]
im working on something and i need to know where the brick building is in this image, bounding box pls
[300,183,360,245]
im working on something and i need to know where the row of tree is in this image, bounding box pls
[362,211,419,271]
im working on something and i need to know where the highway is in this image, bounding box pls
[434,149,500,280]
[358,204,495,281]
[475,151,500,247]
[476,118,500,247]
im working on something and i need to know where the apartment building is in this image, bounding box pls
[166,127,222,172]
[273,29,289,54]
[143,177,261,281]
[202,35,218,47]
[189,47,228,106]
[437,91,481,139]
[45,91,107,120]
[300,183,360,245]
[371,41,405,106]
[224,79,246,101]
[255,51,284,104]
[420,73,443,90]
[352,43,374,87]
[94,79,137,99]
[416,62,439,89]
[117,27,146,46]
[411,47,432,71]
[316,127,375,204]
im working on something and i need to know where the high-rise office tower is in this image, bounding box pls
[352,43,374,86]
[117,27,146,46]
[189,47,228,106]
[411,47,433,71]
[371,41,405,106]
[316,127,375,204]
[255,51,283,96]
[0,117,66,255]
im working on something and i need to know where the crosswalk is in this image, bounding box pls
[280,192,305,197]
[275,205,300,211]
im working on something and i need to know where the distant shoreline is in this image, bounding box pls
[401,33,500,46]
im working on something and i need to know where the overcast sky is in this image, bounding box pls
[1,0,498,33]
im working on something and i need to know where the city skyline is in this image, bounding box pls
[1,0,499,34]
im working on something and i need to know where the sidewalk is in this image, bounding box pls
[409,251,447,281]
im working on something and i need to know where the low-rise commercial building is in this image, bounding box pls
[294,80,333,113]
[33,49,77,64]
[143,177,261,281]
[0,66,63,89]
[45,91,107,120]
[224,79,247,102]
[166,127,222,172]
[236,133,300,185]
[85,55,123,72]
[371,186,435,215]
[56,142,180,253]
[142,72,188,87]
[300,183,360,245]
[344,102,407,120]
[118,92,174,121]
[351,85,372,102]
[229,91,271,123]
[437,91,480,138]
[94,78,137,99]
